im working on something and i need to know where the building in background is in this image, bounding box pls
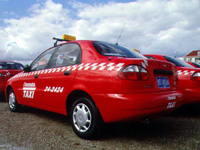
[184,50,200,63]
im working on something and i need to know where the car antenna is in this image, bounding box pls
[175,41,182,58]
[116,23,126,45]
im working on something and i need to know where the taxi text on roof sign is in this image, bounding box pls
[62,34,76,41]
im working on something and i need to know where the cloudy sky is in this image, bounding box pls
[0,0,200,64]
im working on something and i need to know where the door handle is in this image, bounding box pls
[34,74,39,78]
[64,70,71,76]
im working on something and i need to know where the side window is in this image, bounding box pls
[31,47,56,71]
[145,56,155,59]
[0,63,9,69]
[49,43,81,68]
[14,63,24,70]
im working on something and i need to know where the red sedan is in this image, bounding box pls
[6,39,183,139]
[0,61,23,96]
[144,54,200,105]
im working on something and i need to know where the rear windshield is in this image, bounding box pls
[92,41,146,58]
[0,62,24,70]
[164,56,194,68]
[192,62,200,68]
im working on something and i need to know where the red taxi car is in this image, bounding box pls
[6,38,183,139]
[144,54,200,105]
[0,61,23,96]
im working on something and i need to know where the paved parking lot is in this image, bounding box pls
[0,98,200,150]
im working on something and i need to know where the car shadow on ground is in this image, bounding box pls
[171,103,200,118]
[18,104,200,142]
[0,93,6,102]
[102,118,190,139]
[21,106,69,125]
[100,104,200,141]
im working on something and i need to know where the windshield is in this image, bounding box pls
[164,56,194,68]
[92,41,146,58]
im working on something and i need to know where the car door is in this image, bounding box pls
[39,43,82,113]
[19,47,57,107]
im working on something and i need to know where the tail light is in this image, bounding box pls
[174,68,178,81]
[0,72,9,79]
[173,67,178,87]
[119,65,149,80]
[0,73,7,78]
[191,72,200,81]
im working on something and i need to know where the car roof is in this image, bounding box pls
[144,54,164,57]
[55,40,94,46]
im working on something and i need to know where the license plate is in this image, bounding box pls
[156,77,170,88]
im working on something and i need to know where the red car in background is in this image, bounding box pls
[187,61,200,68]
[144,54,200,105]
[6,38,183,139]
[0,61,24,97]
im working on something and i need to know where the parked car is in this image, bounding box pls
[0,70,10,96]
[0,61,24,96]
[144,54,200,105]
[187,61,200,68]
[6,38,183,139]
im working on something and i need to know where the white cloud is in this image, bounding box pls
[1,0,200,64]
[1,0,73,63]
[70,0,200,56]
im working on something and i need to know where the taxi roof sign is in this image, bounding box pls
[132,49,140,53]
[53,34,76,47]
[63,34,76,41]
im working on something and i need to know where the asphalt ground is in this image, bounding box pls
[0,95,200,150]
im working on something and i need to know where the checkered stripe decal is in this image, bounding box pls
[177,70,195,76]
[64,63,125,71]
[141,60,148,68]
[13,63,125,78]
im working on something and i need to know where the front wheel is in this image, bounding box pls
[8,89,21,112]
[70,97,103,139]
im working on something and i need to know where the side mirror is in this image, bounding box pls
[23,64,31,72]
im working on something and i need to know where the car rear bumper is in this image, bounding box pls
[93,91,183,123]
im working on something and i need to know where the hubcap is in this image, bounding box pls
[73,103,92,132]
[9,92,16,109]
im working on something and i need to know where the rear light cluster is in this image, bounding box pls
[119,65,149,80]
[191,72,200,81]
[173,67,178,87]
[0,73,7,78]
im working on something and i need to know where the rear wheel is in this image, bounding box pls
[8,89,21,112]
[70,97,103,139]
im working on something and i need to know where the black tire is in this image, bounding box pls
[70,97,103,139]
[8,89,22,112]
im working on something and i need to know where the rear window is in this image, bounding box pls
[92,41,146,58]
[164,56,194,68]
[0,62,24,70]
[192,62,200,68]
